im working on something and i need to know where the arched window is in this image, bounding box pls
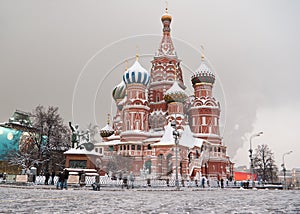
[145,160,152,174]
[166,154,173,175]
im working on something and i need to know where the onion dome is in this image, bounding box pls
[100,114,114,138]
[112,81,126,102]
[191,57,215,86]
[164,81,188,103]
[123,58,150,86]
[161,8,172,22]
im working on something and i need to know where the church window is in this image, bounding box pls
[202,117,206,125]
[145,160,152,174]
[147,144,151,150]
[126,121,130,130]
[135,121,140,130]
[137,145,141,150]
[95,148,98,152]
[166,154,173,175]
[218,147,221,152]
[156,94,160,102]
[196,150,200,158]
[131,145,135,150]
[99,148,103,154]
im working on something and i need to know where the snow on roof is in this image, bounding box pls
[152,122,175,146]
[165,81,186,95]
[143,137,161,143]
[64,148,101,156]
[107,134,120,141]
[180,125,205,148]
[100,124,114,131]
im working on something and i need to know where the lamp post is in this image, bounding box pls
[171,119,180,190]
[249,131,263,188]
[282,151,292,190]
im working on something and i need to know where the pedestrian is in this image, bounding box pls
[63,169,69,189]
[58,171,65,189]
[129,172,135,189]
[57,172,62,189]
[122,174,128,189]
[207,179,210,187]
[51,171,55,185]
[221,178,224,188]
[201,177,205,188]
[45,170,50,185]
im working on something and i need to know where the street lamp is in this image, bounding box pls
[171,119,180,190]
[249,131,263,188]
[282,151,292,190]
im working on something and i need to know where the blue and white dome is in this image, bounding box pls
[112,81,126,102]
[123,60,150,86]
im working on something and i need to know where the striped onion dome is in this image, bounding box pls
[191,60,215,85]
[112,81,126,101]
[123,60,150,86]
[164,81,188,103]
[100,124,114,138]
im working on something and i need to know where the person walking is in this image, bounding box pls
[44,170,50,185]
[51,171,55,185]
[201,177,205,188]
[63,169,69,190]
[57,172,62,189]
[129,172,135,189]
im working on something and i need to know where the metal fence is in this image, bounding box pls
[1,175,240,189]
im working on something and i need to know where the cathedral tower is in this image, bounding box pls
[148,7,186,130]
[120,56,150,142]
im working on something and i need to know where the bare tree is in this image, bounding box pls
[32,105,70,172]
[106,154,133,177]
[253,144,278,183]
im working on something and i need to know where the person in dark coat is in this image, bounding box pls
[45,171,50,185]
[51,171,55,185]
[63,169,69,189]
[57,171,64,190]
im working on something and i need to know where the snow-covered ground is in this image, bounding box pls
[0,187,299,213]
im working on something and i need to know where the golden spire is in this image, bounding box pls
[201,45,205,61]
[107,113,110,125]
[165,1,168,13]
[125,60,128,70]
[136,46,139,61]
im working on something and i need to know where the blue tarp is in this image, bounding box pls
[0,126,22,160]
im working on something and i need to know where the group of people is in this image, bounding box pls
[44,171,55,185]
[56,169,69,190]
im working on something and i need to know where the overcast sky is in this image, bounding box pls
[1,0,299,169]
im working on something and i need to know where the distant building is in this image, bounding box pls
[278,169,293,188]
[95,8,233,180]
[291,168,300,189]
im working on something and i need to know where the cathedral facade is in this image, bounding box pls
[97,9,233,181]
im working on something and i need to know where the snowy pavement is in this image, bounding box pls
[0,186,299,213]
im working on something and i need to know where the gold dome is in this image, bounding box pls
[161,7,172,21]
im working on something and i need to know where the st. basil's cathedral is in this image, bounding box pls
[98,8,234,181]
